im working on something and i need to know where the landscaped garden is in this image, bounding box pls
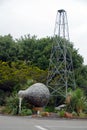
[0,34,87,119]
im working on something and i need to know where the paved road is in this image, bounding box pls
[0,115,87,130]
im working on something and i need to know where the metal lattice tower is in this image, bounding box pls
[47,9,76,99]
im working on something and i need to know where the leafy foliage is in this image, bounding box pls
[5,93,19,115]
[66,88,87,114]
[0,61,47,92]
[20,108,32,116]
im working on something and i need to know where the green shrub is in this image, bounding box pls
[20,108,32,116]
[79,112,86,118]
[44,106,54,112]
[58,109,65,117]
[5,93,19,115]
[66,88,87,114]
[0,90,6,105]
[72,111,78,117]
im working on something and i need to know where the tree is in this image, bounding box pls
[0,34,20,62]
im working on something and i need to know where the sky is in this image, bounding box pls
[0,0,87,64]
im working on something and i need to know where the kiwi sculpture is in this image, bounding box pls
[18,83,50,107]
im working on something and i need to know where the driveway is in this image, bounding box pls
[0,115,87,130]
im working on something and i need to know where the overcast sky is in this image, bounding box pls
[0,0,87,64]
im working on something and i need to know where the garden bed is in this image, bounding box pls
[31,112,87,120]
